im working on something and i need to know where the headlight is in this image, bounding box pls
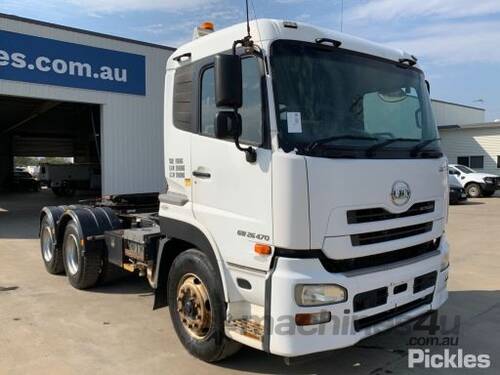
[484,177,494,184]
[440,252,450,271]
[295,284,347,306]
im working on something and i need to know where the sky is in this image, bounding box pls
[1,0,500,120]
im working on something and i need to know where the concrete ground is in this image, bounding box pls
[1,190,499,374]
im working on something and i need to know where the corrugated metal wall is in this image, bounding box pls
[0,16,173,195]
[440,127,500,175]
[431,100,485,126]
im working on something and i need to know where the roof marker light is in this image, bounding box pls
[201,21,214,31]
[192,21,215,40]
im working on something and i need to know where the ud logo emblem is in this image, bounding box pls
[391,181,411,206]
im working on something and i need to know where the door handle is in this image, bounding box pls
[193,171,211,179]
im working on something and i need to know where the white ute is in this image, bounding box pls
[40,19,449,362]
[448,164,499,198]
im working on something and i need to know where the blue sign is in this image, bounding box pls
[0,29,146,95]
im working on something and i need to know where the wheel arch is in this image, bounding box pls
[464,181,479,188]
[153,216,230,309]
[54,206,122,255]
[39,206,65,238]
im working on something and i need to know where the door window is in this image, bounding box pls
[200,57,263,145]
[200,68,216,136]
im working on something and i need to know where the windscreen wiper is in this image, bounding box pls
[410,138,441,156]
[305,135,377,153]
[366,137,420,156]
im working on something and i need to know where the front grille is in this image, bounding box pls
[347,201,435,224]
[354,293,433,331]
[353,287,388,312]
[320,238,440,273]
[414,271,438,293]
[351,222,433,246]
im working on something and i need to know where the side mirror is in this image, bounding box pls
[215,54,242,108]
[215,111,242,139]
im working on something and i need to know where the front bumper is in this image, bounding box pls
[480,182,498,193]
[268,238,449,357]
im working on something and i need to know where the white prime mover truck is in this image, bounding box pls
[39,19,449,362]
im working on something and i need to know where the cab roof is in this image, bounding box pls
[168,19,416,69]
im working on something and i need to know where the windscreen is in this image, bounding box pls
[271,40,441,158]
[455,165,475,174]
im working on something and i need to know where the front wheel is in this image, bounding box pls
[466,183,482,198]
[167,249,241,362]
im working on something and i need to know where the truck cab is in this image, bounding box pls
[40,19,449,362]
[160,19,449,358]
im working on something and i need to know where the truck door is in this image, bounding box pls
[190,56,273,271]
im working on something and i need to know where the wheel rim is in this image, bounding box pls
[176,273,212,339]
[65,234,80,275]
[469,186,479,197]
[41,226,54,262]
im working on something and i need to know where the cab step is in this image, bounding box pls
[225,319,264,350]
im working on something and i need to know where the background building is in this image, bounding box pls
[431,99,500,176]
[439,123,500,175]
[0,13,173,196]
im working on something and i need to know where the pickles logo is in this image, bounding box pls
[408,349,491,369]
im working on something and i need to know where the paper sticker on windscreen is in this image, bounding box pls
[287,112,302,133]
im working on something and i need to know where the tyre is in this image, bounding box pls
[62,221,102,289]
[40,215,64,274]
[466,183,482,198]
[167,249,241,362]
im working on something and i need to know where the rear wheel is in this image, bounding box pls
[40,216,64,274]
[466,183,482,198]
[167,249,241,362]
[62,221,102,289]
